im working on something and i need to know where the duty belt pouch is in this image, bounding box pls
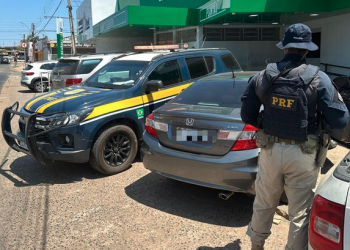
[256,129,273,149]
[316,131,330,168]
[301,134,318,154]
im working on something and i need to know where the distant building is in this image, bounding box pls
[35,36,96,61]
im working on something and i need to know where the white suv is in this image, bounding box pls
[21,61,57,92]
[50,53,126,90]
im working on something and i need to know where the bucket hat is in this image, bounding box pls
[276,23,318,51]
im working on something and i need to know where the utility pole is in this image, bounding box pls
[23,34,27,67]
[31,23,35,62]
[67,0,77,55]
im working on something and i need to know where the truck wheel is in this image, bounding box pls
[33,80,47,92]
[89,125,138,175]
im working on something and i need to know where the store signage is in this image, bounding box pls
[56,17,64,59]
[199,0,230,23]
[207,2,218,19]
[97,11,126,35]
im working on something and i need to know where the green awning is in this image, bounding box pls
[93,0,350,37]
[94,6,198,37]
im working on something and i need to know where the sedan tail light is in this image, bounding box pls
[66,78,83,86]
[145,113,168,139]
[231,124,257,151]
[309,195,344,250]
[25,72,34,75]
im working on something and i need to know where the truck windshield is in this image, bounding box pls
[84,61,149,89]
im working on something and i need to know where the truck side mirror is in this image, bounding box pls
[144,80,163,93]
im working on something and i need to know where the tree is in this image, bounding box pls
[21,35,40,44]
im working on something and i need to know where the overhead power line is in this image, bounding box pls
[36,0,64,36]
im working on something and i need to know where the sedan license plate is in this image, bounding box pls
[176,128,208,141]
[19,141,28,150]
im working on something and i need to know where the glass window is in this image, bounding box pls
[243,28,260,41]
[185,57,210,79]
[148,60,182,87]
[52,60,79,75]
[205,56,214,73]
[84,60,148,90]
[221,54,241,71]
[40,63,56,70]
[204,28,223,41]
[48,63,56,70]
[24,65,33,70]
[224,28,241,41]
[172,76,245,108]
[77,59,102,74]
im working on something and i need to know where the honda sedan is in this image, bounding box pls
[140,72,259,196]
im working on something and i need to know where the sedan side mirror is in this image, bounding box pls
[144,80,163,93]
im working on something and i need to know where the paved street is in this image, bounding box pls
[0,65,348,250]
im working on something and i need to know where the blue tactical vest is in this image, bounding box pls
[261,63,319,141]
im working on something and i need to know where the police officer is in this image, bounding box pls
[240,23,349,250]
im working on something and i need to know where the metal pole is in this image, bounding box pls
[67,0,77,55]
[23,34,27,68]
[31,23,35,62]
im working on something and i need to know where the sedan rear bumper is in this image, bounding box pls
[141,132,259,194]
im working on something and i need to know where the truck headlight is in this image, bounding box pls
[35,109,92,130]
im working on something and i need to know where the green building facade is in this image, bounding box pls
[81,0,350,73]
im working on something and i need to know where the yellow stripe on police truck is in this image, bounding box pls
[25,91,62,110]
[84,82,193,121]
[36,93,90,113]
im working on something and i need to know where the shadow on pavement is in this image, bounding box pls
[321,157,334,174]
[125,172,253,227]
[197,239,243,250]
[0,155,105,187]
[17,89,35,94]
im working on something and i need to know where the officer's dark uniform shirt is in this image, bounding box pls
[241,54,349,132]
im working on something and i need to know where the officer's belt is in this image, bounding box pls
[271,136,303,145]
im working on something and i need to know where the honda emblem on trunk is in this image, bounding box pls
[186,118,194,126]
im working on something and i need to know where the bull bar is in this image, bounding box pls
[1,102,68,164]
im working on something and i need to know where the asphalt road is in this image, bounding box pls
[0,63,11,91]
[0,67,348,250]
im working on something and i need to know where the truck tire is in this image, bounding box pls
[89,125,138,175]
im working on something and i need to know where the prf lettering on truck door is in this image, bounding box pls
[269,94,298,111]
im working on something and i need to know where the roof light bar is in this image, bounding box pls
[134,45,180,50]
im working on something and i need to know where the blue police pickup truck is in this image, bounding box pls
[2,48,244,175]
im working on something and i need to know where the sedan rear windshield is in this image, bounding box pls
[84,60,149,89]
[172,80,245,108]
[52,60,79,75]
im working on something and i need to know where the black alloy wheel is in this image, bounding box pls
[103,134,131,167]
[89,125,138,175]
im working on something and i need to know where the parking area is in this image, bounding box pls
[0,66,349,250]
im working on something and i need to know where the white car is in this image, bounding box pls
[308,151,350,250]
[21,61,57,92]
[50,53,126,90]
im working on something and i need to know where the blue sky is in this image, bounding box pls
[0,0,81,46]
